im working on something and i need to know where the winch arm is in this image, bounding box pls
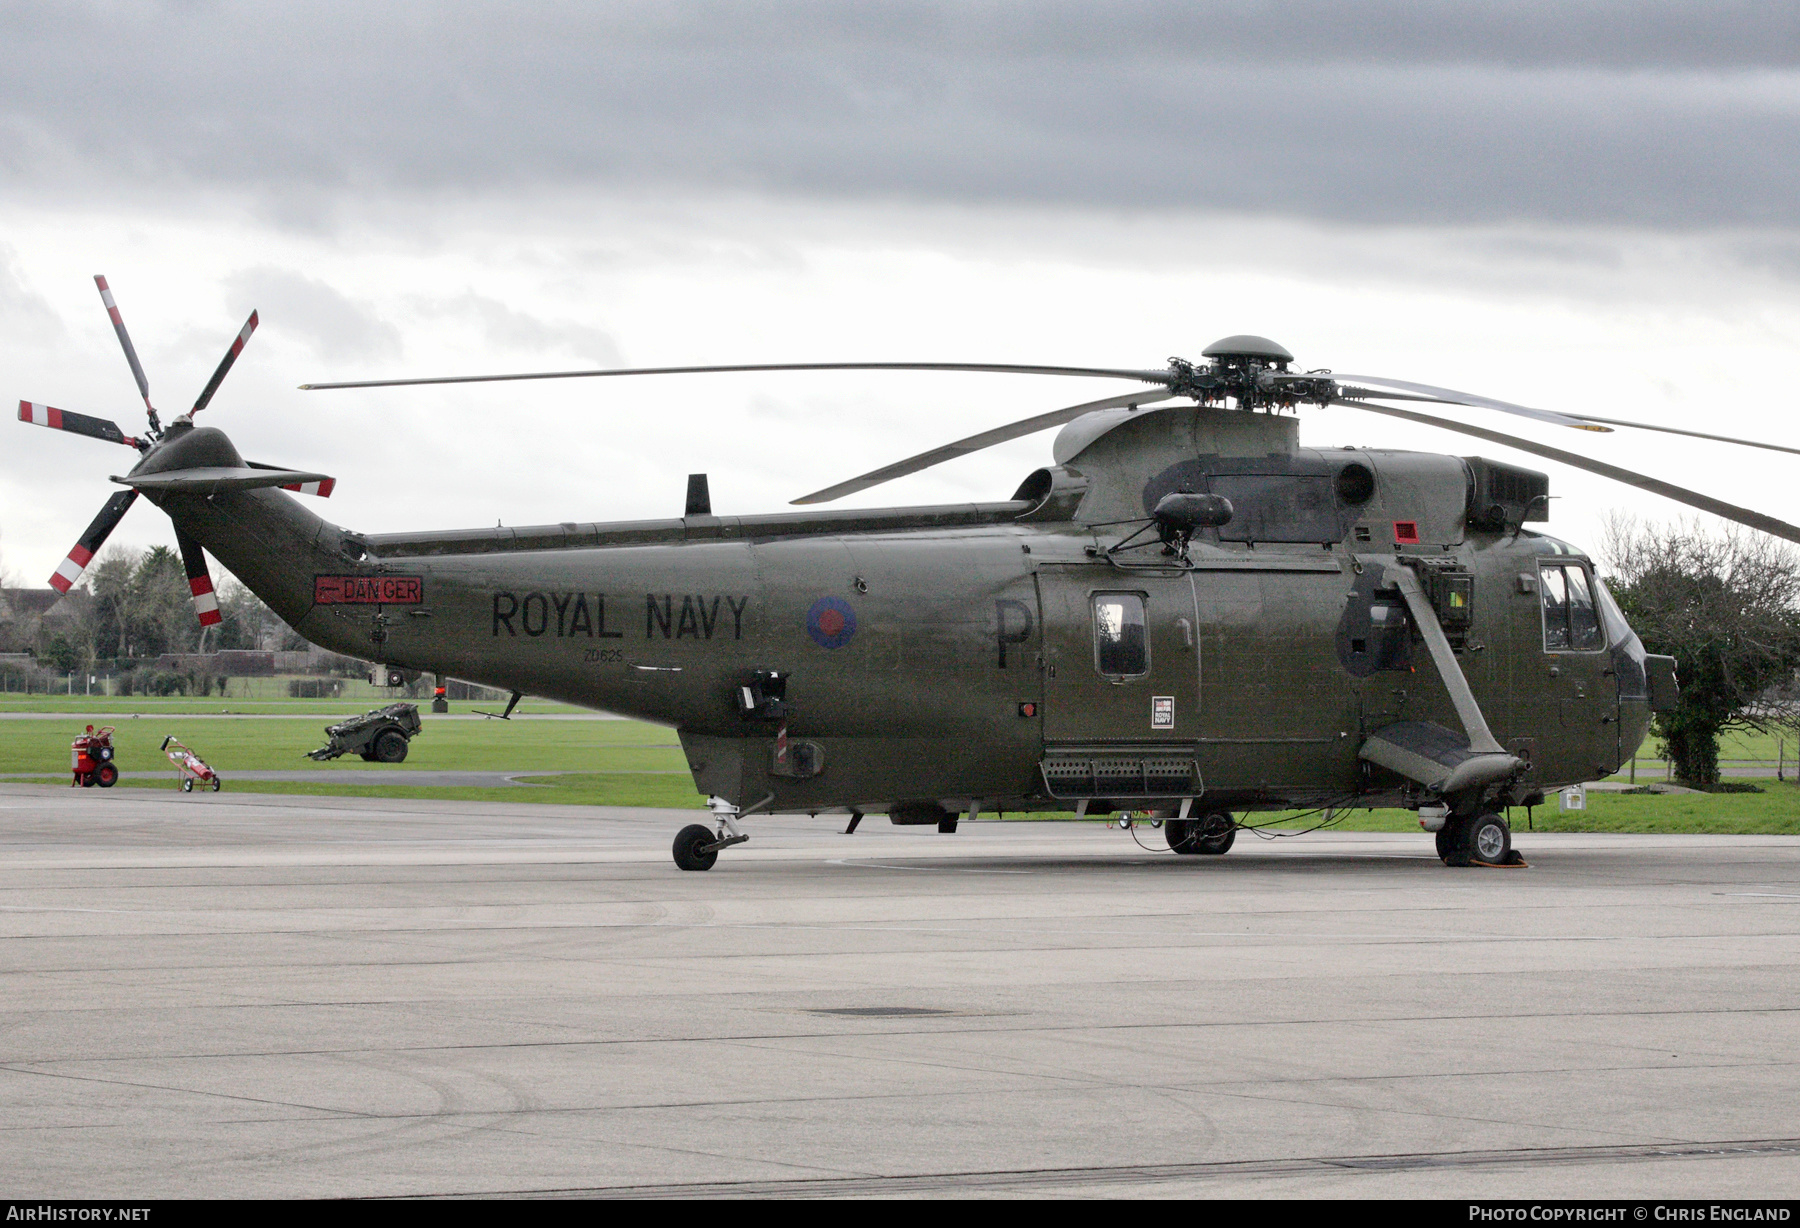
[1386,562,1506,755]
[1355,560,1521,798]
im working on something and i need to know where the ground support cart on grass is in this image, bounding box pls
[71,725,118,788]
[307,702,422,764]
[161,736,221,792]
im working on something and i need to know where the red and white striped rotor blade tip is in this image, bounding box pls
[18,400,140,448]
[49,490,139,594]
[191,310,259,415]
[93,275,154,413]
[175,531,222,627]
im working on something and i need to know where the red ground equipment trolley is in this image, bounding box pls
[71,725,119,788]
[161,735,222,792]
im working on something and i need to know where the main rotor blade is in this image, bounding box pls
[174,529,221,627]
[791,389,1177,506]
[93,275,155,418]
[299,361,1175,392]
[191,311,259,415]
[1335,374,1609,432]
[1334,399,1800,547]
[18,401,142,449]
[48,489,138,594]
[1553,413,1800,458]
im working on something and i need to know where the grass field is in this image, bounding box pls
[8,700,1800,829]
[3,708,710,809]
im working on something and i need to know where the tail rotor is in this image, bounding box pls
[21,276,332,624]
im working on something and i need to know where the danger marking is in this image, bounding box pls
[315,576,424,604]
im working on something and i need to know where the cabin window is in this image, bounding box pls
[1092,593,1149,678]
[1539,562,1605,652]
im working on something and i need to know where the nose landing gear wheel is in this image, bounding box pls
[673,823,719,871]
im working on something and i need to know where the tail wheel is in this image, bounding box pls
[96,764,118,788]
[673,823,719,871]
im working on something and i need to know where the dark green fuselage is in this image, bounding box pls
[141,403,1652,817]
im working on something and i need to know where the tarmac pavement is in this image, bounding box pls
[0,782,1796,1199]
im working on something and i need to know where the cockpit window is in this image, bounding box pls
[1593,576,1634,645]
[1093,593,1148,678]
[1540,562,1605,652]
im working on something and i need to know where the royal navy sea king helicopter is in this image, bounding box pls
[25,277,1800,869]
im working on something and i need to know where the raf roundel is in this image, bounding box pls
[805,596,857,650]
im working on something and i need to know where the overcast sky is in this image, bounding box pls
[5,1,1800,584]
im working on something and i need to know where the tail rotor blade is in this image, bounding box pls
[191,311,259,415]
[93,275,157,428]
[48,489,138,594]
[19,401,142,449]
[174,529,222,627]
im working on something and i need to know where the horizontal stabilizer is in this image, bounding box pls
[1359,721,1520,795]
[113,466,335,495]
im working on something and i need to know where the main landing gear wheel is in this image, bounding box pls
[1434,825,1455,863]
[96,764,118,788]
[1195,812,1236,855]
[1165,812,1236,855]
[673,823,719,871]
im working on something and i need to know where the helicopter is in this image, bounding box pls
[22,277,1800,871]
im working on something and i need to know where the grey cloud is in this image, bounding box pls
[2,2,1798,229]
[223,268,400,362]
[416,295,623,365]
[0,244,60,341]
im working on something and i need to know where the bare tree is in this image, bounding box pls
[1601,514,1800,784]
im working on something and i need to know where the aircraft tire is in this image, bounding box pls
[1164,819,1198,853]
[372,730,409,764]
[1196,812,1236,855]
[1464,812,1511,865]
[96,764,118,788]
[673,823,719,871]
[1434,826,1454,862]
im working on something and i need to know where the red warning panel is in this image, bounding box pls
[1393,521,1421,544]
[314,575,424,604]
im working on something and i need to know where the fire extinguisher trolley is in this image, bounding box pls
[70,725,119,788]
[160,735,222,792]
